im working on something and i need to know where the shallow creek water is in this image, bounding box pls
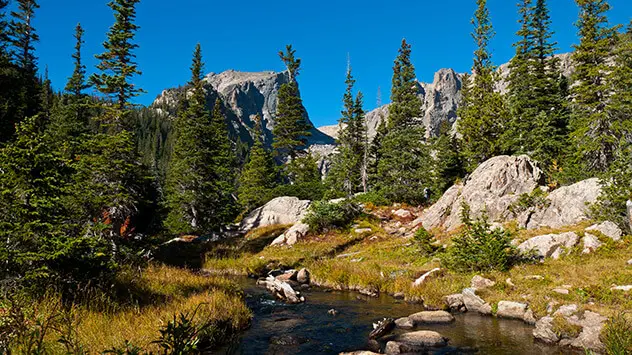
[220,277,576,355]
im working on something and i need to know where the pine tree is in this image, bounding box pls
[238,114,277,212]
[165,45,236,235]
[504,0,568,167]
[272,45,311,159]
[568,0,619,176]
[376,39,432,204]
[0,0,8,59]
[457,0,508,171]
[0,0,21,143]
[430,121,463,198]
[8,0,41,122]
[90,0,144,124]
[326,66,367,197]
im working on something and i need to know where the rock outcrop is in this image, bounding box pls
[517,232,580,260]
[523,178,601,229]
[419,155,544,231]
[239,196,311,233]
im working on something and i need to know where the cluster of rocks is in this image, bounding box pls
[256,268,311,304]
[516,221,623,260]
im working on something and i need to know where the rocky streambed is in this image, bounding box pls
[219,276,578,355]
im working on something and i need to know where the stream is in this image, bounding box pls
[220,277,576,355]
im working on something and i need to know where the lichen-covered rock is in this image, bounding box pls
[582,234,602,254]
[471,275,496,290]
[586,221,622,241]
[444,294,465,312]
[240,197,311,232]
[462,288,492,315]
[420,155,544,231]
[524,178,601,229]
[533,316,560,344]
[408,310,455,324]
[517,232,579,259]
[496,301,529,321]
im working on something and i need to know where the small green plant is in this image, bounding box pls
[152,304,211,355]
[601,313,632,355]
[413,227,438,256]
[507,188,550,217]
[352,191,390,207]
[552,314,582,339]
[303,200,362,233]
[102,341,146,355]
[442,204,520,272]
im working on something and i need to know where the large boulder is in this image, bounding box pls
[240,197,311,232]
[419,155,544,231]
[408,311,455,324]
[271,222,310,246]
[517,232,579,260]
[524,178,601,229]
[585,221,622,241]
[462,288,492,315]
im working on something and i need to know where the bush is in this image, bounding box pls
[442,204,519,272]
[601,313,632,355]
[352,191,390,207]
[270,181,325,202]
[302,200,362,233]
[413,227,438,256]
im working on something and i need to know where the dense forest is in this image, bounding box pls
[1,0,632,353]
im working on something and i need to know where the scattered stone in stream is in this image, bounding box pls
[496,301,529,321]
[462,288,492,315]
[296,268,311,284]
[444,294,466,312]
[340,352,381,355]
[471,275,496,290]
[387,330,449,353]
[270,334,307,346]
[328,309,339,316]
[258,276,305,304]
[408,310,455,324]
[368,318,396,339]
[393,292,405,300]
[394,317,414,329]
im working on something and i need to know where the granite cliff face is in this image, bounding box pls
[152,70,334,147]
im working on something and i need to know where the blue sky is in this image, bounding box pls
[22,0,632,127]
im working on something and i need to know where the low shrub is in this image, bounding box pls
[413,227,438,256]
[601,313,632,355]
[302,200,362,233]
[352,191,390,207]
[442,204,519,272]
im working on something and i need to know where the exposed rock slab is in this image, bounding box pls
[533,316,560,343]
[420,155,544,231]
[240,196,311,232]
[517,232,579,260]
[586,221,622,241]
[524,178,601,229]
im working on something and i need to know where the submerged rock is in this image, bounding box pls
[395,317,414,329]
[444,294,466,312]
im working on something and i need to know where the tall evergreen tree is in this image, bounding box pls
[457,0,508,171]
[238,114,277,212]
[165,45,236,235]
[0,0,20,143]
[375,39,432,204]
[90,0,144,124]
[430,121,463,198]
[0,0,8,59]
[504,0,568,167]
[272,45,311,159]
[326,66,367,197]
[8,0,41,123]
[568,0,618,176]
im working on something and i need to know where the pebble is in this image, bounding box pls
[553,288,570,295]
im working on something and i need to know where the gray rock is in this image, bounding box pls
[554,304,578,317]
[517,232,579,259]
[582,234,602,254]
[393,330,449,348]
[240,197,311,233]
[523,309,537,325]
[297,268,311,284]
[525,178,601,229]
[444,294,466,312]
[496,301,528,320]
[471,275,496,290]
[261,276,304,304]
[627,258,632,265]
[627,200,632,233]
[393,209,413,220]
[394,317,414,329]
[610,285,632,292]
[272,222,310,246]
[408,310,455,324]
[569,311,608,352]
[462,288,492,315]
[421,155,545,231]
[533,316,560,344]
[586,221,622,241]
[553,288,570,295]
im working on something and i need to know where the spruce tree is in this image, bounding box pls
[376,39,432,204]
[568,0,618,176]
[165,45,235,235]
[0,0,8,59]
[326,66,367,197]
[90,0,144,123]
[8,0,41,122]
[238,114,277,212]
[272,45,311,159]
[505,0,568,167]
[0,0,20,143]
[457,0,508,171]
[430,121,463,197]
